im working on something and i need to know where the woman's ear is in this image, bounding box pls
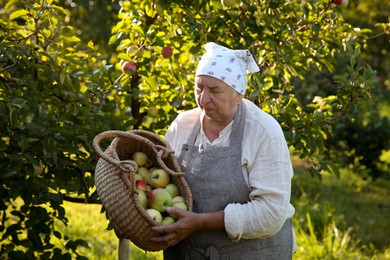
[236,93,244,104]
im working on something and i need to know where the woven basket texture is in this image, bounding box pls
[93,130,192,252]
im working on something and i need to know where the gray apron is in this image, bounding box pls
[164,102,293,260]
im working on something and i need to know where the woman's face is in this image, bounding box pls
[195,75,243,124]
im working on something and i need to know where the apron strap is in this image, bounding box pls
[185,101,246,147]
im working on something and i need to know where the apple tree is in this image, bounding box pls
[108,0,375,178]
[0,0,119,258]
[0,0,379,258]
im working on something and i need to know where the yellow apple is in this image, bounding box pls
[132,151,148,167]
[161,216,175,225]
[146,208,162,223]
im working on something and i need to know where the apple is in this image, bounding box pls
[161,46,173,58]
[150,168,170,188]
[144,159,153,168]
[122,61,137,75]
[161,216,175,225]
[148,188,172,212]
[137,190,148,209]
[134,173,143,182]
[33,164,43,175]
[165,183,180,198]
[120,59,127,68]
[126,45,137,56]
[137,166,149,180]
[169,202,188,219]
[147,107,159,118]
[146,208,162,223]
[332,0,348,6]
[154,2,165,15]
[149,167,158,173]
[221,0,239,7]
[135,179,147,191]
[172,196,186,204]
[145,184,152,193]
[240,2,249,11]
[132,151,148,167]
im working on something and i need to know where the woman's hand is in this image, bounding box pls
[150,207,198,247]
[150,207,225,247]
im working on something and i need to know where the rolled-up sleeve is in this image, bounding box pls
[225,136,294,241]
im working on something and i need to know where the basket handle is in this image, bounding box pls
[155,147,185,177]
[92,130,140,173]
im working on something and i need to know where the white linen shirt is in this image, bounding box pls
[164,99,296,247]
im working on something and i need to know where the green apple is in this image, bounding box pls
[147,107,159,118]
[137,166,149,180]
[146,208,162,223]
[165,183,180,198]
[161,216,175,225]
[148,188,172,212]
[132,151,148,167]
[150,168,170,188]
[137,190,148,209]
[172,196,186,204]
[134,173,143,182]
[169,201,188,219]
[148,167,158,173]
[145,184,152,194]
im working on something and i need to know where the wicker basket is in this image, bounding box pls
[92,130,193,252]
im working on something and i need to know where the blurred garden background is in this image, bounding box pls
[1,0,389,259]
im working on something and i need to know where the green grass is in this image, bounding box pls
[56,202,163,259]
[58,159,390,259]
[291,159,390,259]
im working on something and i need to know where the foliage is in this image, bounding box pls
[0,0,114,257]
[108,0,376,178]
[0,0,382,258]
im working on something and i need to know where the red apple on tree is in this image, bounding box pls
[332,0,348,6]
[148,188,172,212]
[150,168,170,188]
[161,46,173,58]
[122,61,137,75]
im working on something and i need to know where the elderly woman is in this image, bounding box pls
[151,42,296,259]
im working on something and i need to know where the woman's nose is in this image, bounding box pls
[199,91,210,106]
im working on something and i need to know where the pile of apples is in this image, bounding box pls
[129,151,188,225]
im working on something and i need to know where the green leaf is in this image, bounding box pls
[10,9,29,20]
[5,0,18,12]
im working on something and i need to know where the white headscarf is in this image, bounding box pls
[195,42,260,95]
